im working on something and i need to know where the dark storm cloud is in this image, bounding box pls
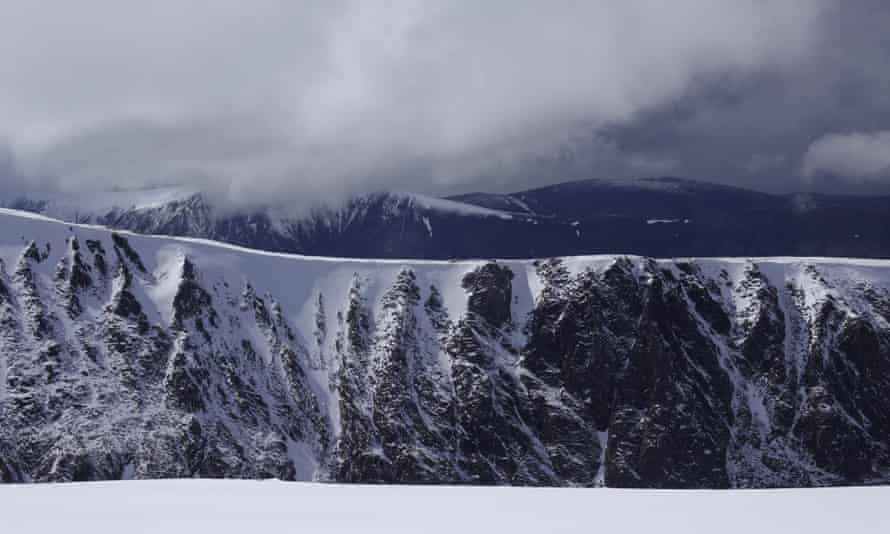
[598,0,890,195]
[3,0,889,207]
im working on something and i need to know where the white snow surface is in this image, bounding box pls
[2,207,888,318]
[0,480,887,533]
[395,192,515,219]
[646,218,692,225]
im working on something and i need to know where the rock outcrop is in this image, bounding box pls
[1,212,889,487]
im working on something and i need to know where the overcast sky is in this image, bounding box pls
[2,1,890,208]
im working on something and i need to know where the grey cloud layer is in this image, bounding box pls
[804,131,890,182]
[2,0,888,206]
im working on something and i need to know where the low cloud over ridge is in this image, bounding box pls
[4,1,890,206]
[803,131,890,183]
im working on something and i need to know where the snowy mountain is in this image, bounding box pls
[0,187,544,258]
[1,207,889,487]
[5,177,890,259]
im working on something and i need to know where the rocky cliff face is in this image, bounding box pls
[0,209,889,487]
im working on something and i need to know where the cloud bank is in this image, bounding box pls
[803,131,890,183]
[6,1,889,207]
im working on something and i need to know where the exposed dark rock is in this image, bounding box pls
[111,233,147,272]
[607,269,733,488]
[172,257,217,335]
[22,241,42,263]
[164,351,207,413]
[331,275,384,482]
[85,239,105,255]
[462,263,514,327]
[0,231,889,489]
[369,269,457,483]
[0,443,21,482]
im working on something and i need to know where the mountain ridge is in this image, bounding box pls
[5,177,890,259]
[1,207,889,487]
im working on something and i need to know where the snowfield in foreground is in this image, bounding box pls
[0,480,888,533]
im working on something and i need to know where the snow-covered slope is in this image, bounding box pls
[9,178,890,259]
[0,187,200,223]
[1,188,528,258]
[1,207,889,487]
[2,480,888,534]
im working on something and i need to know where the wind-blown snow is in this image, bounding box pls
[0,187,198,221]
[0,480,887,533]
[397,192,514,220]
[646,218,691,225]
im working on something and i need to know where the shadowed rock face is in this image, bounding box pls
[462,263,514,327]
[1,225,890,487]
